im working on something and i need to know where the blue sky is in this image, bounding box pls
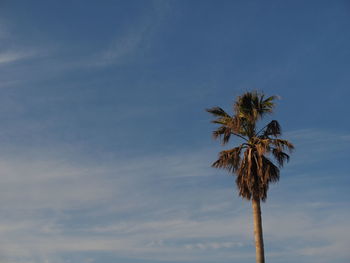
[0,0,349,262]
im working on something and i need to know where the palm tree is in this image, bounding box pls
[206,91,294,263]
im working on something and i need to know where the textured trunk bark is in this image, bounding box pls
[252,198,265,263]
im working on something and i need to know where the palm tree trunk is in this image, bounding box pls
[252,198,265,263]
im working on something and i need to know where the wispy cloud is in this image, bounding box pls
[284,128,350,168]
[0,128,349,263]
[0,50,36,65]
[89,4,167,67]
[95,29,147,67]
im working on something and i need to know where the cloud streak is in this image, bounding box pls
[0,50,36,65]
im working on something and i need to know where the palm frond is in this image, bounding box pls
[272,139,294,152]
[212,146,245,172]
[261,155,280,184]
[261,120,281,137]
[235,148,280,201]
[234,91,277,124]
[272,148,290,167]
[206,107,230,118]
[212,126,232,144]
[209,114,248,144]
[253,138,271,155]
[261,95,278,113]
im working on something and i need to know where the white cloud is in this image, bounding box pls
[0,129,348,262]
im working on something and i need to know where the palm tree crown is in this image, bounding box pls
[207,91,294,201]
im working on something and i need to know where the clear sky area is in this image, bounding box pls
[0,1,349,262]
